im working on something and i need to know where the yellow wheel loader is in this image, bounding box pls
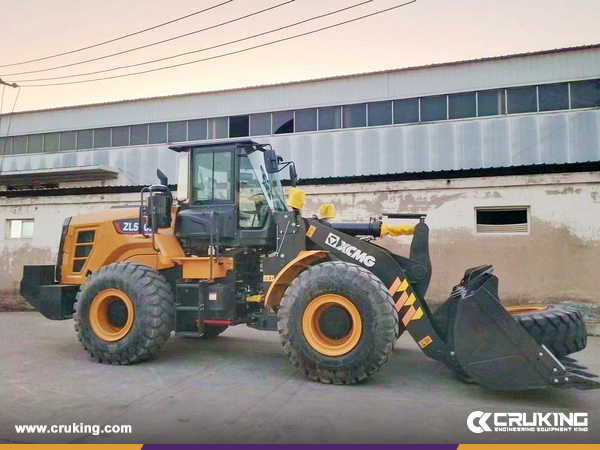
[21,141,599,390]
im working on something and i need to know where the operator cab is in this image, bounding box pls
[169,141,296,253]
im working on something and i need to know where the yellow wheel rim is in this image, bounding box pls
[89,289,134,342]
[505,305,548,315]
[302,294,362,357]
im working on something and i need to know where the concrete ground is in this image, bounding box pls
[1,312,599,444]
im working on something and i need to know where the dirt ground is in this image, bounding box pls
[1,312,599,444]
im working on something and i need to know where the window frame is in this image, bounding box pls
[342,103,367,129]
[0,136,13,155]
[420,95,448,122]
[228,115,250,138]
[76,130,94,150]
[191,148,235,205]
[238,155,270,229]
[207,117,229,140]
[27,134,44,154]
[149,122,168,144]
[367,101,392,127]
[538,82,570,112]
[318,106,342,131]
[506,86,538,115]
[295,108,318,133]
[272,110,294,135]
[168,121,188,143]
[6,218,35,239]
[43,132,60,153]
[12,135,28,155]
[129,124,149,146]
[448,92,477,120]
[111,126,130,147]
[188,119,208,141]
[570,79,600,109]
[474,206,530,235]
[250,113,272,136]
[93,128,112,148]
[393,98,420,124]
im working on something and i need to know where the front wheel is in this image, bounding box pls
[74,262,174,364]
[278,261,398,384]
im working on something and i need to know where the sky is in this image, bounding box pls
[1,0,599,113]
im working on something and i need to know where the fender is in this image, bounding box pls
[264,250,329,308]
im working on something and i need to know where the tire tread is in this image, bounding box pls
[278,261,398,385]
[73,262,174,365]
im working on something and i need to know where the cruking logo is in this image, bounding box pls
[324,233,376,267]
[467,411,588,433]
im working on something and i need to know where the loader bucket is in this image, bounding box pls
[444,266,600,391]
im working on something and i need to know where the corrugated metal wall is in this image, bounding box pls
[262,109,600,179]
[3,109,599,183]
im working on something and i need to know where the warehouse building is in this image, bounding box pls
[1,44,600,319]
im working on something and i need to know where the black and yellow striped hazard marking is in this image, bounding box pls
[388,277,424,327]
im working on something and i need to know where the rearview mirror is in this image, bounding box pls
[264,149,279,173]
[289,163,298,188]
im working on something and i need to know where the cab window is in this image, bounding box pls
[192,150,232,204]
[239,156,269,228]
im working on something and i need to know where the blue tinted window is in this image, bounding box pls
[368,101,392,126]
[393,98,419,124]
[421,96,447,122]
[318,107,341,130]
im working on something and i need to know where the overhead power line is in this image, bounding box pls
[12,0,416,88]
[0,78,19,88]
[0,0,234,69]
[4,0,294,78]
[12,0,368,83]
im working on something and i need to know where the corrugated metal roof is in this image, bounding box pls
[0,184,157,198]
[292,161,600,186]
[3,43,599,117]
[0,165,118,188]
[2,161,599,197]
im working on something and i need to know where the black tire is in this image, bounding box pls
[511,306,587,358]
[74,262,175,365]
[278,261,398,385]
[203,325,228,339]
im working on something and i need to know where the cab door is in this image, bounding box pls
[176,145,238,242]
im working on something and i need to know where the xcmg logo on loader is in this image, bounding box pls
[325,233,376,267]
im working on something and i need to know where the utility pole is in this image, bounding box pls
[0,78,19,88]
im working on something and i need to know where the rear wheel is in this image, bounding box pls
[74,262,174,364]
[507,305,586,358]
[278,261,398,384]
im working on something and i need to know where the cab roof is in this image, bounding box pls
[169,140,256,153]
